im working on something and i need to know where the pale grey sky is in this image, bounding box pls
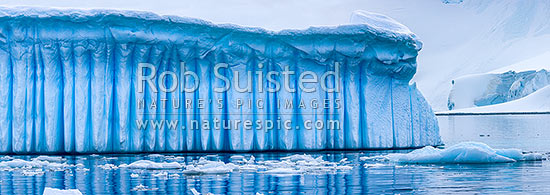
[0,0,425,31]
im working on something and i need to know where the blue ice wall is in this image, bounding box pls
[0,8,440,153]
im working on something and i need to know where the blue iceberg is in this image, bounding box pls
[0,8,440,153]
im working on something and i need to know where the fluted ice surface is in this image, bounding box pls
[0,8,440,153]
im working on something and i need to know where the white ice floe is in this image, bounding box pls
[281,154,317,162]
[43,187,82,195]
[183,161,237,175]
[190,188,201,195]
[259,154,353,175]
[31,156,65,163]
[363,163,387,168]
[229,155,245,162]
[152,171,168,178]
[0,159,75,171]
[22,170,45,176]
[131,184,158,192]
[97,164,118,170]
[0,156,14,160]
[119,160,183,169]
[362,142,545,164]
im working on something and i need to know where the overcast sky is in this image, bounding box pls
[0,0,420,31]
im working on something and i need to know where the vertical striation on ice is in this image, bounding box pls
[0,8,440,153]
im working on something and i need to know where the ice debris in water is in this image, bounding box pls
[182,157,238,175]
[31,156,66,163]
[98,164,119,170]
[0,158,76,172]
[258,154,353,175]
[112,154,354,176]
[361,142,545,164]
[0,156,14,160]
[131,184,158,192]
[119,160,183,169]
[43,187,82,195]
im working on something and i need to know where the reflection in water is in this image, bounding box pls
[0,152,549,194]
[0,115,549,194]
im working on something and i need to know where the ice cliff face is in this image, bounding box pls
[448,70,550,110]
[0,8,440,153]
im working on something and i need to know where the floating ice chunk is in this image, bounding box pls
[362,142,544,164]
[0,156,14,160]
[494,149,524,161]
[338,158,349,164]
[119,160,182,169]
[0,159,41,168]
[245,156,255,164]
[43,187,82,195]
[98,164,118,170]
[22,170,45,176]
[190,188,201,195]
[281,154,316,162]
[238,164,267,172]
[130,173,139,178]
[258,160,296,168]
[522,153,545,161]
[152,171,168,178]
[183,161,237,175]
[229,155,245,162]
[76,167,90,172]
[31,156,65,163]
[363,163,387,168]
[0,159,75,171]
[131,184,158,192]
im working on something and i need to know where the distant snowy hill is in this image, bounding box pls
[380,0,550,111]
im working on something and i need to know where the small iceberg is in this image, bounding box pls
[361,142,545,164]
[131,184,158,192]
[183,160,237,175]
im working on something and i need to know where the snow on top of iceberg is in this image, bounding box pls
[350,10,422,50]
[361,142,544,164]
[0,6,420,48]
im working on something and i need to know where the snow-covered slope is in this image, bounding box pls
[408,0,550,111]
[491,51,550,74]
